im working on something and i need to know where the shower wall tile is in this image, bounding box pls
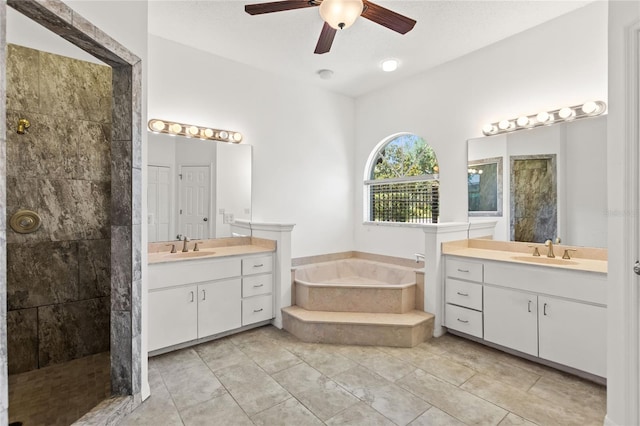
[131,61,142,169]
[112,66,132,142]
[111,141,132,226]
[38,297,110,368]
[6,44,39,112]
[7,308,38,374]
[78,238,111,300]
[75,120,111,182]
[7,241,79,310]
[38,179,110,241]
[111,225,131,311]
[39,49,112,123]
[111,310,132,395]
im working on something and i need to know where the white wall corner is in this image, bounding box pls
[423,222,470,337]
[242,221,295,329]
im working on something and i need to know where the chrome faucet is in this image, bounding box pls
[181,236,190,252]
[415,253,425,263]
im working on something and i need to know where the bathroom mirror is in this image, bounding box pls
[467,115,607,248]
[147,131,252,242]
[468,157,503,217]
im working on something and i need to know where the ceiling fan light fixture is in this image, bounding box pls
[319,0,364,30]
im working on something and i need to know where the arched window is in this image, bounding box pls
[364,133,439,224]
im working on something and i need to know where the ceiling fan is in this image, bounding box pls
[244,0,416,54]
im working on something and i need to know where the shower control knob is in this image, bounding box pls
[634,261,640,276]
[203,217,208,222]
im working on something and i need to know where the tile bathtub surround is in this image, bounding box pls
[5,44,112,375]
[123,326,606,426]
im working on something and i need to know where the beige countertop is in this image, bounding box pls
[442,239,607,274]
[148,244,274,264]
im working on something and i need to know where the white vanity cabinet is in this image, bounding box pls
[444,255,607,378]
[148,253,274,353]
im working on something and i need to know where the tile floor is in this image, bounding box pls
[8,352,111,425]
[122,326,606,426]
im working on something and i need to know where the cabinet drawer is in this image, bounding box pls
[242,274,273,298]
[446,258,483,282]
[242,294,273,325]
[242,255,273,276]
[446,278,482,311]
[445,304,483,338]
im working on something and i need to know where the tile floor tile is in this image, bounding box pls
[216,362,292,416]
[409,406,466,426]
[160,361,227,411]
[360,383,431,426]
[398,369,508,425]
[235,338,303,374]
[461,374,603,426]
[287,343,358,377]
[194,337,254,372]
[180,392,253,426]
[497,412,538,426]
[251,397,324,426]
[325,401,395,426]
[332,365,392,399]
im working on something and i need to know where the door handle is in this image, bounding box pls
[202,289,206,301]
[189,291,194,303]
[543,303,548,316]
[527,300,532,313]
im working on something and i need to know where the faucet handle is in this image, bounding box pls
[527,245,541,256]
[562,249,577,259]
[193,241,203,252]
[555,237,562,244]
[165,243,177,254]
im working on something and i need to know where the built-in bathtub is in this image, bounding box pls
[294,258,417,313]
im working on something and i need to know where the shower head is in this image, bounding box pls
[17,118,30,134]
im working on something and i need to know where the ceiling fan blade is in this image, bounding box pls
[361,1,416,34]
[245,0,318,15]
[314,22,337,54]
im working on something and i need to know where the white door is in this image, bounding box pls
[147,165,171,242]
[483,285,538,356]
[179,165,210,240]
[197,279,241,338]
[538,296,606,377]
[148,285,198,351]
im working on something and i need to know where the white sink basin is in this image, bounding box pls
[164,251,215,259]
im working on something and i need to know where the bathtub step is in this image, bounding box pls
[282,306,434,348]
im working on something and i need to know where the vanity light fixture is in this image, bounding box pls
[481,100,606,136]
[148,119,244,144]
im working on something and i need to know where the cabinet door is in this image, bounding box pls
[484,286,538,356]
[198,279,242,338]
[148,285,198,351]
[538,296,606,377]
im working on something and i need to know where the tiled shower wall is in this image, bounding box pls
[5,44,111,374]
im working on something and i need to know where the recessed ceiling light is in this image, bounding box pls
[381,59,398,72]
[317,69,334,80]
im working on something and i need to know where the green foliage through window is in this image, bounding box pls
[366,134,439,224]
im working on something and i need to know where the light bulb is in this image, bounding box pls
[219,131,229,140]
[169,123,182,134]
[516,116,529,127]
[319,0,363,30]
[558,107,575,120]
[536,111,551,123]
[150,120,165,132]
[203,128,214,138]
[482,123,496,135]
[582,101,598,115]
[498,120,512,130]
[232,132,243,143]
[188,126,199,136]
[478,170,483,174]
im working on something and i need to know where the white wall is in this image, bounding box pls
[354,1,607,259]
[148,35,356,258]
[606,1,640,425]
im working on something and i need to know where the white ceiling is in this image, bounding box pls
[148,0,593,98]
